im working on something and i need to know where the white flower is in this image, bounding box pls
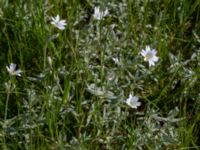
[126,94,141,109]
[47,56,52,68]
[93,7,109,20]
[112,57,120,65]
[51,15,66,30]
[6,63,22,76]
[141,46,159,67]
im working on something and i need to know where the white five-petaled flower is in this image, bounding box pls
[6,63,22,76]
[141,46,159,67]
[126,94,141,109]
[51,15,66,30]
[93,7,109,20]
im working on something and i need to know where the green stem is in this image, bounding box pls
[4,91,10,120]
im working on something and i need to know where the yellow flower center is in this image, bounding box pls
[145,52,153,61]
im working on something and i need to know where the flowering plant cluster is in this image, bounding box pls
[2,1,199,149]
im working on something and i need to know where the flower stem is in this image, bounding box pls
[4,91,10,120]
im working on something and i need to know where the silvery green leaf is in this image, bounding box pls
[87,84,104,96]
[87,84,117,99]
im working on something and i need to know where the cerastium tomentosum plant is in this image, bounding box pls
[51,15,67,30]
[93,6,109,20]
[141,46,159,67]
[126,94,141,109]
[0,0,199,149]
[6,63,22,77]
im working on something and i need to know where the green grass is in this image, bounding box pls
[0,0,200,149]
